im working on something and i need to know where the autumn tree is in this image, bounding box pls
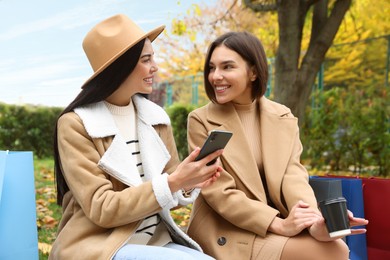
[158,1,278,105]
[159,0,388,122]
[302,0,390,175]
[243,0,352,124]
[160,0,352,124]
[324,0,390,90]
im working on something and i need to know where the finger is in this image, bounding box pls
[198,176,218,189]
[350,217,368,222]
[349,218,369,227]
[295,207,320,215]
[202,171,221,187]
[349,228,367,235]
[291,217,319,231]
[211,172,220,181]
[297,200,310,208]
[199,149,223,166]
[291,200,309,211]
[186,147,201,162]
[291,201,302,210]
[215,157,222,167]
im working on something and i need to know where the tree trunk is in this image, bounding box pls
[272,0,351,126]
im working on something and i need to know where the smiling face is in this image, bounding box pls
[208,45,256,105]
[106,38,158,106]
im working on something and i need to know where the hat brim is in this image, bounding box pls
[81,25,165,89]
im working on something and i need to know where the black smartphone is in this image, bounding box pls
[195,130,233,166]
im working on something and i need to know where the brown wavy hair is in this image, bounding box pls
[204,31,268,103]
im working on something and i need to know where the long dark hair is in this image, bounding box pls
[204,31,268,103]
[54,39,146,206]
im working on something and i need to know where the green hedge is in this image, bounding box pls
[1,92,388,176]
[302,85,390,177]
[0,102,196,160]
[165,103,196,160]
[0,103,62,158]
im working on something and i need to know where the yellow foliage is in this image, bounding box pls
[171,19,187,36]
[189,4,201,16]
[38,242,52,255]
[157,0,390,104]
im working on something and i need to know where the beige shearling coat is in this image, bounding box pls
[187,97,318,260]
[49,95,201,260]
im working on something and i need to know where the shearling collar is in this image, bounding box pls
[74,94,170,138]
[74,94,171,187]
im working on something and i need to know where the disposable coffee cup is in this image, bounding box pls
[319,197,351,238]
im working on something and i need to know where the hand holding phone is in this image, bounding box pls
[195,130,233,165]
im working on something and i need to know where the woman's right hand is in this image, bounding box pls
[269,200,322,237]
[167,147,223,193]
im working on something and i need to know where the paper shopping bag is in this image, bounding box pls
[310,176,368,260]
[338,178,367,260]
[361,178,390,260]
[0,151,38,260]
[0,152,6,203]
[309,177,343,201]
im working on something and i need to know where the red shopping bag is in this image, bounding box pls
[361,178,390,260]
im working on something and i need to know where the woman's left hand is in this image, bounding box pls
[308,210,368,241]
[347,210,368,235]
[307,215,332,241]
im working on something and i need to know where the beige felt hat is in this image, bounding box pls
[81,14,165,88]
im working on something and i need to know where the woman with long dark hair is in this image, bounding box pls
[50,14,221,260]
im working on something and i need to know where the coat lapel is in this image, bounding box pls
[133,95,171,182]
[98,134,143,186]
[206,97,298,203]
[260,100,298,205]
[74,95,171,187]
[207,102,266,202]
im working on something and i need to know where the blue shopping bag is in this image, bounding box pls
[310,176,368,260]
[0,151,38,260]
[339,178,367,260]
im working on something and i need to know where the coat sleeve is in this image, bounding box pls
[58,113,163,228]
[187,109,279,238]
[280,123,319,212]
[155,123,200,205]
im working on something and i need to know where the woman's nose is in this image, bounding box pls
[151,61,158,72]
[212,69,223,80]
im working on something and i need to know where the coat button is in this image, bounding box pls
[217,237,226,246]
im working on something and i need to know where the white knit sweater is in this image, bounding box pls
[104,100,172,246]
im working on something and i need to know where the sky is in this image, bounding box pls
[0,0,212,107]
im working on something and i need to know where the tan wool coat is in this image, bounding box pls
[49,95,201,260]
[186,97,318,260]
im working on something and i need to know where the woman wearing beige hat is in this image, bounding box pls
[49,14,220,260]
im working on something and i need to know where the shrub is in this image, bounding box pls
[165,103,196,160]
[0,103,62,158]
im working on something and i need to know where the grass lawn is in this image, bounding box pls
[34,158,191,259]
[34,158,386,259]
[34,158,61,259]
